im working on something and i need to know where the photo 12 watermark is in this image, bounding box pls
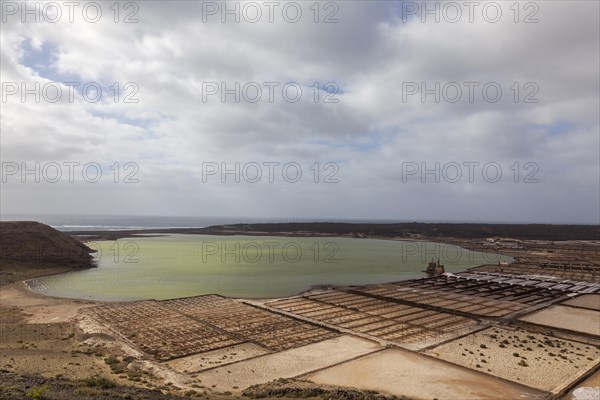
[82,239,342,266]
[0,240,139,265]
[1,162,140,184]
[200,162,340,184]
[401,81,539,104]
[0,323,76,343]
[199,1,340,24]
[1,242,94,264]
[400,1,540,24]
[200,240,340,264]
[1,81,140,104]
[87,241,140,264]
[200,81,339,104]
[398,241,507,264]
[400,162,540,184]
[1,1,140,24]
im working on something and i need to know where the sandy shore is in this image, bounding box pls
[0,281,97,324]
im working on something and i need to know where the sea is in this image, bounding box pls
[0,214,417,232]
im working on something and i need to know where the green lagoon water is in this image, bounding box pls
[27,235,510,301]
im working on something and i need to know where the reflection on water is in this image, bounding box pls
[27,235,511,301]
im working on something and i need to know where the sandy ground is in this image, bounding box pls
[1,265,595,399]
[0,283,177,392]
[0,320,159,390]
[426,327,600,392]
[563,294,600,311]
[194,335,381,392]
[307,348,547,400]
[519,305,600,336]
[0,283,108,382]
[567,370,600,400]
[0,326,109,380]
[165,343,270,373]
[0,282,97,324]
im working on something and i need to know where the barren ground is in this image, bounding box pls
[193,335,381,392]
[518,305,600,336]
[562,294,600,311]
[426,327,600,392]
[306,348,548,400]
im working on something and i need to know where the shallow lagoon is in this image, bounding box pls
[27,235,510,300]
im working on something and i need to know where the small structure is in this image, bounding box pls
[424,258,445,276]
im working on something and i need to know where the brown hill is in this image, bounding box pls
[0,221,95,269]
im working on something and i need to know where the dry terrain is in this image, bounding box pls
[563,294,600,310]
[194,335,380,392]
[165,343,269,373]
[2,221,600,399]
[518,305,600,336]
[306,348,548,400]
[426,327,600,392]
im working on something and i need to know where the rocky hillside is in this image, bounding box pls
[0,221,95,269]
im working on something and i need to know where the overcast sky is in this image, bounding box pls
[1,1,598,224]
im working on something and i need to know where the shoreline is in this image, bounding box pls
[0,279,99,324]
[8,221,586,317]
[17,232,511,304]
[65,221,600,242]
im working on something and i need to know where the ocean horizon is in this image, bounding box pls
[0,213,592,232]
[0,213,426,232]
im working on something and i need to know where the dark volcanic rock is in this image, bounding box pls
[0,221,95,269]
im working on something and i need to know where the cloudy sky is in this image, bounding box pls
[1,0,598,224]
